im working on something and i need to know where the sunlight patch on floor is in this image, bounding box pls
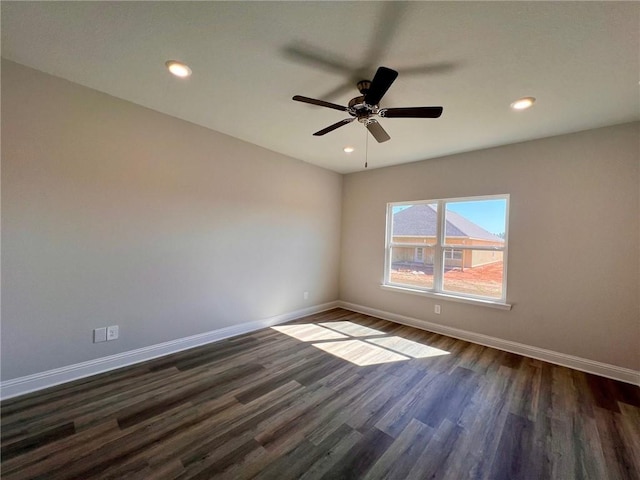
[272,324,347,342]
[366,336,450,359]
[271,320,450,366]
[312,340,410,366]
[318,321,385,337]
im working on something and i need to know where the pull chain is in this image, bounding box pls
[364,128,369,169]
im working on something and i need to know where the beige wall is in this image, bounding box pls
[1,61,343,380]
[340,122,640,371]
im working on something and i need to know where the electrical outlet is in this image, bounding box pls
[303,291,309,300]
[106,325,119,341]
[93,327,107,343]
[435,304,441,314]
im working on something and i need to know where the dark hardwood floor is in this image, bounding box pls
[2,308,639,479]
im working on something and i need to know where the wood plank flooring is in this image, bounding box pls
[2,308,639,479]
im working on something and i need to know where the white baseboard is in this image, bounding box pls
[4,299,637,400]
[0,301,340,400]
[339,301,640,386]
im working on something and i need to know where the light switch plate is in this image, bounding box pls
[106,325,119,341]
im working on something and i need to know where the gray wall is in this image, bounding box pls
[1,61,343,380]
[2,59,638,382]
[340,122,640,371]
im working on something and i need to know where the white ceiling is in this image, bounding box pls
[2,1,638,174]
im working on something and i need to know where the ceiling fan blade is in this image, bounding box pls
[313,118,355,136]
[379,106,443,118]
[362,3,409,69]
[366,119,391,143]
[283,43,353,74]
[293,95,348,112]
[398,62,457,76]
[316,81,357,102]
[364,66,398,106]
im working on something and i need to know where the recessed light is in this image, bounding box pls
[165,60,192,78]
[343,146,355,153]
[510,96,536,110]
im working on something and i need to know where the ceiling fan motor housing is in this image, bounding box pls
[357,80,371,95]
[348,95,376,119]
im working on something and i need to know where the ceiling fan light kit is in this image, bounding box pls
[293,66,443,144]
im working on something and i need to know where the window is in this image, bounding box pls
[384,195,509,305]
[444,248,463,260]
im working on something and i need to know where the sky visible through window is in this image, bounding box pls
[447,199,506,235]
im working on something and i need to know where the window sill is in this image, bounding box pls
[379,284,512,310]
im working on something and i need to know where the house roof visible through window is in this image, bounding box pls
[393,204,503,242]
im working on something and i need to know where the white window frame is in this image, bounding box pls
[382,194,511,310]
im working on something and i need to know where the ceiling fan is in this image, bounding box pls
[292,66,443,143]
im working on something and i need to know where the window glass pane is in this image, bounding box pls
[391,203,438,245]
[442,249,504,299]
[386,195,508,303]
[389,246,435,289]
[444,199,506,247]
